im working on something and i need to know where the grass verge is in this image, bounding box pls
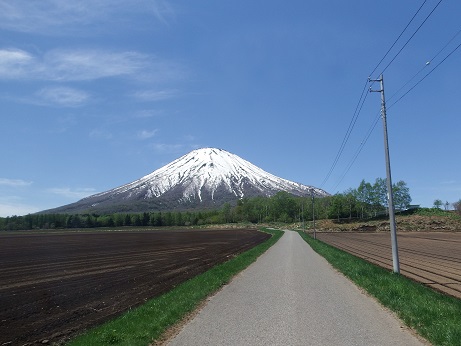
[67,228,283,346]
[297,231,461,346]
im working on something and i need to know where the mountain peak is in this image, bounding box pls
[47,148,329,214]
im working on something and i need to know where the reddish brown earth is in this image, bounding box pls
[0,228,270,345]
[316,231,461,299]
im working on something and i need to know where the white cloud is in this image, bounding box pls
[35,86,89,106]
[150,143,197,154]
[89,129,113,140]
[0,178,32,187]
[0,202,39,217]
[47,187,97,200]
[133,89,178,101]
[0,0,176,34]
[44,49,150,81]
[151,0,176,24]
[183,134,197,141]
[440,180,458,186]
[0,48,36,79]
[138,129,159,139]
[0,48,186,83]
[133,109,165,118]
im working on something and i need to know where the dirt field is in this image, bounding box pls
[0,228,270,345]
[316,232,461,299]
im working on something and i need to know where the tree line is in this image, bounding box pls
[0,210,226,231]
[0,178,413,231]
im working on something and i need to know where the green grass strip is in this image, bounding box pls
[297,231,461,346]
[68,228,283,346]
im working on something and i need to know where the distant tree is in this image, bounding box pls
[393,180,412,210]
[433,199,443,209]
[453,200,461,216]
[328,193,344,220]
[131,214,142,226]
[344,188,358,219]
[114,214,124,227]
[373,178,388,209]
[445,201,450,211]
[221,203,232,223]
[174,212,184,226]
[124,214,132,226]
[164,212,173,226]
[357,179,373,218]
[151,212,163,226]
[142,212,150,226]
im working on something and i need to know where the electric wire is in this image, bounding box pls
[320,0,447,191]
[388,39,461,109]
[387,27,461,104]
[377,0,444,77]
[319,79,368,188]
[332,30,461,191]
[319,0,434,189]
[369,0,428,78]
[331,112,381,192]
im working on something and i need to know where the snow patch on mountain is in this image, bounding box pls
[86,148,328,203]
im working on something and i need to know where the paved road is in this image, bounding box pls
[168,230,426,346]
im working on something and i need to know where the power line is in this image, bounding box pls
[319,79,369,188]
[331,112,381,192]
[389,39,461,109]
[319,0,436,190]
[332,30,461,191]
[377,0,444,77]
[369,0,428,78]
[387,27,461,104]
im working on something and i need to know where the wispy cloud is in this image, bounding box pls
[149,0,176,25]
[440,180,458,185]
[151,143,186,154]
[0,48,36,79]
[138,129,159,140]
[35,86,89,107]
[0,0,176,34]
[89,129,113,140]
[0,194,37,216]
[150,143,200,154]
[0,48,186,85]
[183,134,197,142]
[0,178,33,187]
[47,187,97,200]
[132,109,166,119]
[133,89,178,102]
[0,48,149,81]
[0,202,39,217]
[45,49,150,81]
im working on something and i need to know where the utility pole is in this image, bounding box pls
[311,189,316,240]
[369,74,400,274]
[302,199,305,232]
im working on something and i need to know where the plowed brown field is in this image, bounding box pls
[0,228,270,345]
[316,232,461,299]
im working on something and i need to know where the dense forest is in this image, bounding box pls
[0,178,412,231]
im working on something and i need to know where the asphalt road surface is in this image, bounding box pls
[168,230,426,346]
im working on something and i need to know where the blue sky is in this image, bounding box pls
[1,0,460,217]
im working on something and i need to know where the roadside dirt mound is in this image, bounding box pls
[314,214,461,233]
[397,214,461,232]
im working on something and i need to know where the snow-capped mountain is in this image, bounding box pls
[47,148,329,214]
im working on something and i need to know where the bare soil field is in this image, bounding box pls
[0,228,269,345]
[316,231,461,299]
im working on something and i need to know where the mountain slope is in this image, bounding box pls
[45,148,329,214]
